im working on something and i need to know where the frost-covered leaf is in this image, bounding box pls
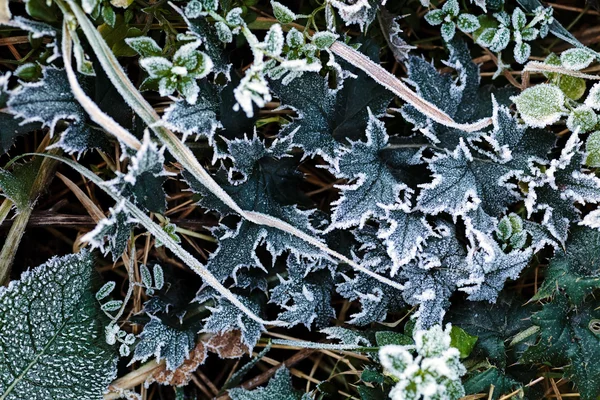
[182,13,232,79]
[534,226,600,304]
[461,242,532,302]
[81,201,134,261]
[378,206,433,275]
[378,8,414,62]
[521,295,600,400]
[131,317,197,371]
[401,39,514,150]
[270,256,335,328]
[270,42,392,165]
[106,133,169,213]
[328,111,411,229]
[161,86,221,142]
[585,82,600,110]
[229,368,306,400]
[401,223,468,329]
[271,1,296,24]
[7,67,85,134]
[185,138,321,283]
[511,83,566,128]
[524,134,600,243]
[0,251,117,399]
[567,105,597,133]
[337,226,405,325]
[54,121,110,156]
[457,14,480,33]
[202,294,264,349]
[125,36,162,57]
[329,0,377,31]
[320,326,372,346]
[585,130,600,167]
[560,48,595,71]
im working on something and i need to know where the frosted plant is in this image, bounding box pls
[127,37,213,104]
[379,324,466,400]
[511,83,566,128]
[424,0,480,42]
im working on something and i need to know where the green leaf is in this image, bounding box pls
[447,293,537,367]
[0,159,40,211]
[311,31,338,50]
[98,15,143,57]
[456,14,480,33]
[357,386,387,400]
[585,130,600,167]
[464,367,520,399]
[0,112,41,154]
[424,9,444,26]
[567,105,597,133]
[125,36,162,57]
[271,1,296,24]
[522,295,600,400]
[511,83,566,128]
[361,367,384,384]
[101,5,116,27]
[449,326,478,358]
[0,251,117,398]
[229,368,306,400]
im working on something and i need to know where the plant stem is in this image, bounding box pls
[0,152,59,285]
[0,199,11,226]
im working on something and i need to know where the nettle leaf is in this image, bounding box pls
[328,111,411,230]
[535,226,600,304]
[106,133,169,213]
[7,67,85,134]
[270,43,392,165]
[185,138,321,284]
[81,200,134,261]
[270,257,335,329]
[522,295,600,400]
[336,226,405,325]
[229,368,307,400]
[0,251,117,398]
[131,317,198,371]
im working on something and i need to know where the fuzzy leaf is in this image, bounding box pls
[161,88,221,142]
[0,251,117,398]
[560,48,595,71]
[511,83,566,128]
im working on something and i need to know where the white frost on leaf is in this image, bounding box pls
[511,83,566,128]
